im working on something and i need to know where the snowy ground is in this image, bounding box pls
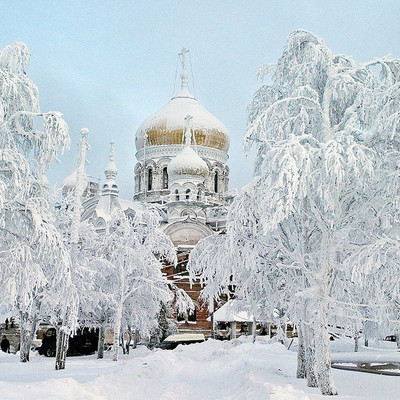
[0,336,399,400]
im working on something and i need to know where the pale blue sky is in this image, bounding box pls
[1,1,399,197]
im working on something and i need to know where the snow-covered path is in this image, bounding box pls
[0,337,398,400]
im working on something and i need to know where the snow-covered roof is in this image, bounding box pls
[163,333,205,343]
[211,300,256,322]
[62,168,89,190]
[119,198,148,213]
[93,196,118,222]
[94,197,150,223]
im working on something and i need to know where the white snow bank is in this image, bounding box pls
[0,338,399,399]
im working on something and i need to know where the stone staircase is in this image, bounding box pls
[0,322,20,352]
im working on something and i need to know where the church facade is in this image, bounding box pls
[132,49,233,335]
[64,49,233,336]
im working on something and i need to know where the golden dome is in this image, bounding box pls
[135,87,230,153]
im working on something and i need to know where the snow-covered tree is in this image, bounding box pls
[0,42,71,363]
[190,31,400,396]
[53,129,93,370]
[244,31,400,395]
[96,206,190,361]
[54,184,119,360]
[343,56,400,345]
[243,31,382,396]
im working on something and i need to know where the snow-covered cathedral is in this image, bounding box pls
[63,49,234,335]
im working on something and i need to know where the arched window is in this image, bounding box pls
[185,189,190,200]
[214,171,219,193]
[175,189,179,201]
[197,190,201,201]
[162,167,168,189]
[147,168,153,191]
[138,172,142,191]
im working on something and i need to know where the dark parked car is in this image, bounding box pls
[39,327,99,357]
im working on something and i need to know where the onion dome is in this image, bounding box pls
[135,48,230,153]
[167,145,208,181]
[167,114,209,181]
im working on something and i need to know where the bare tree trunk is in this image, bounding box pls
[55,326,69,370]
[125,327,132,354]
[133,329,139,349]
[304,325,318,388]
[313,304,337,396]
[354,332,359,352]
[97,323,105,359]
[363,318,371,347]
[210,296,215,339]
[276,319,285,344]
[313,232,338,396]
[120,330,126,355]
[113,302,123,361]
[113,264,125,361]
[19,311,29,362]
[19,311,40,362]
[296,323,306,379]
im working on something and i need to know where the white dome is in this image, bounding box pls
[167,145,208,179]
[135,88,230,153]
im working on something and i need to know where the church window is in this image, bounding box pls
[175,189,179,201]
[147,168,153,191]
[197,190,201,201]
[214,171,219,193]
[185,189,190,200]
[162,167,168,189]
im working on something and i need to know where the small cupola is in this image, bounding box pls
[167,115,208,183]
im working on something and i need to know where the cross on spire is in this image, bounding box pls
[109,140,115,162]
[179,47,189,90]
[105,140,118,182]
[184,114,193,146]
[77,128,90,170]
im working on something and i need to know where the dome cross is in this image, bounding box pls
[179,47,189,90]
[184,114,193,147]
[105,140,118,182]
